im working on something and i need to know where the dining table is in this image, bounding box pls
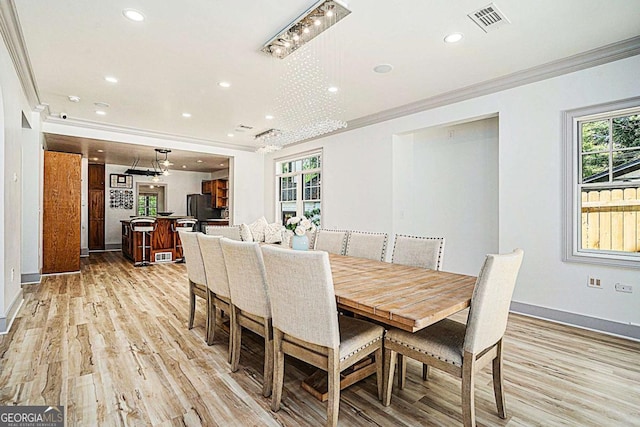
[302,252,478,401]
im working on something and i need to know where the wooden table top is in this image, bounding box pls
[328,253,477,332]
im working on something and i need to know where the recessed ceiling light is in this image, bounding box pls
[373,64,393,74]
[95,110,107,116]
[97,149,104,153]
[104,76,118,83]
[219,163,225,166]
[196,159,203,163]
[123,9,145,22]
[68,95,80,103]
[328,86,339,93]
[182,165,187,168]
[227,133,234,137]
[444,32,464,43]
[265,115,274,120]
[91,157,99,161]
[218,81,231,88]
[182,112,192,118]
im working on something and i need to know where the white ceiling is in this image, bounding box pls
[12,0,640,154]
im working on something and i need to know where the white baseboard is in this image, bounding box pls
[510,301,639,341]
[0,288,24,334]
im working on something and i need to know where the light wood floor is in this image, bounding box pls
[1,252,639,426]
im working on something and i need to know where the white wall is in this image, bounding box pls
[393,118,499,275]
[80,158,88,254]
[0,36,34,331]
[265,55,640,331]
[21,111,42,279]
[103,164,212,246]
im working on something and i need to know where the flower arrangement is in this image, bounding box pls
[285,216,316,236]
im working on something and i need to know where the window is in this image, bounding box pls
[138,193,157,216]
[275,151,322,226]
[564,97,640,267]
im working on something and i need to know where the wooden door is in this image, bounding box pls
[43,151,81,273]
[88,163,105,250]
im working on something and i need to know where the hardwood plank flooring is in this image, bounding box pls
[1,252,639,426]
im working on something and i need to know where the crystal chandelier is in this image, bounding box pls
[257,0,350,152]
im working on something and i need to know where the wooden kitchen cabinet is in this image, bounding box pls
[202,179,228,208]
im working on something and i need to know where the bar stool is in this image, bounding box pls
[130,217,157,267]
[173,218,198,263]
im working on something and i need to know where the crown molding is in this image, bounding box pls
[44,115,258,152]
[0,0,40,108]
[344,36,640,133]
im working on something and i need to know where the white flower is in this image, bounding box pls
[300,218,311,229]
[287,216,301,225]
[294,225,306,236]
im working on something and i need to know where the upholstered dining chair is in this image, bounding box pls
[345,230,388,261]
[391,234,445,270]
[261,245,385,427]
[197,234,232,359]
[205,225,242,240]
[382,248,524,427]
[219,238,273,397]
[177,230,209,341]
[314,229,349,255]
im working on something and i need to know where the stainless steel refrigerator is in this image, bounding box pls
[186,194,216,232]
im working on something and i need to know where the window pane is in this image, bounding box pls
[581,120,609,153]
[303,202,321,226]
[280,202,297,225]
[612,149,640,181]
[612,114,640,150]
[303,173,320,200]
[582,153,609,182]
[580,187,640,253]
[279,176,297,201]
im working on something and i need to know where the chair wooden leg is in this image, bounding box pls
[188,281,196,330]
[271,329,284,412]
[382,347,397,406]
[462,351,476,427]
[397,354,406,390]
[230,305,241,373]
[422,363,429,381]
[206,290,214,345]
[492,340,507,419]
[327,348,340,427]
[374,346,383,401]
[262,318,274,398]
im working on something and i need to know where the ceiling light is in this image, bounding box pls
[219,163,225,166]
[152,175,159,183]
[182,112,192,118]
[163,170,170,176]
[68,95,80,103]
[182,165,187,169]
[95,110,107,115]
[227,133,234,137]
[196,159,203,163]
[123,9,145,22]
[444,32,464,43]
[218,81,231,88]
[104,76,118,83]
[265,115,274,120]
[328,86,339,93]
[261,0,351,59]
[91,157,99,161]
[373,64,393,74]
[97,149,104,153]
[149,185,154,188]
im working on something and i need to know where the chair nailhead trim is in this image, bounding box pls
[341,336,381,362]
[385,336,461,367]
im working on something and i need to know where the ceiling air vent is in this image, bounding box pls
[468,3,510,33]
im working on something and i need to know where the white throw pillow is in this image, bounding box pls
[264,223,284,244]
[239,223,253,242]
[248,217,268,242]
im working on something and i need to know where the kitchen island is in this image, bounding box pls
[121,216,195,264]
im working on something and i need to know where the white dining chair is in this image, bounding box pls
[382,249,524,427]
[197,234,232,359]
[177,230,209,341]
[261,245,385,427]
[345,230,388,261]
[205,225,242,240]
[391,234,445,270]
[220,238,273,397]
[314,229,349,255]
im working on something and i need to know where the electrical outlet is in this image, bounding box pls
[10,268,14,283]
[588,276,602,288]
[615,283,633,293]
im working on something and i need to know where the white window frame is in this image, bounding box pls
[274,149,323,226]
[562,96,640,268]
